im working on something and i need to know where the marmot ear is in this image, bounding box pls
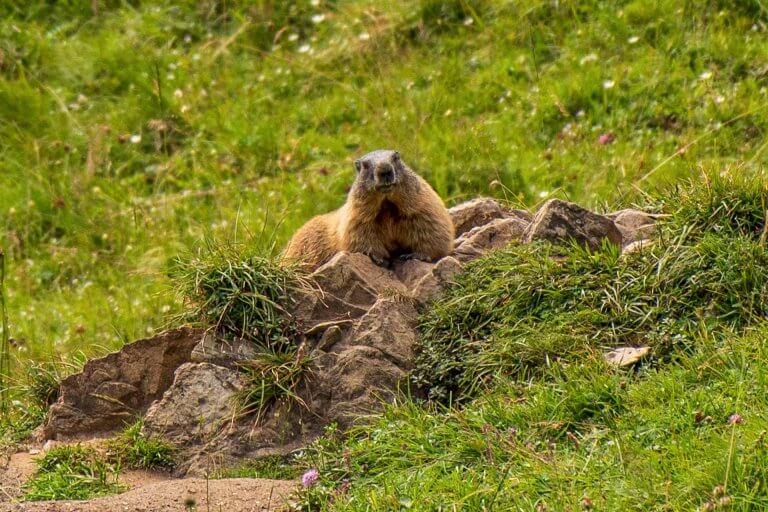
[354,159,362,173]
[392,151,401,162]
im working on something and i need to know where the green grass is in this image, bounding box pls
[213,454,304,480]
[236,345,315,422]
[298,326,768,510]
[173,241,312,349]
[415,171,768,402]
[104,420,176,470]
[2,0,768,509]
[23,444,124,501]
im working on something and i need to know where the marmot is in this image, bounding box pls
[282,149,454,269]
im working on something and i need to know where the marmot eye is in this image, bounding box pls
[362,161,371,171]
[354,160,362,173]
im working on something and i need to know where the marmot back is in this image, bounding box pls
[282,150,454,270]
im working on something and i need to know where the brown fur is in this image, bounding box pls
[283,150,454,270]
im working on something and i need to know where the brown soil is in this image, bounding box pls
[1,450,296,512]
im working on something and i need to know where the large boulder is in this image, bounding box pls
[40,328,202,440]
[523,199,622,249]
[142,363,246,446]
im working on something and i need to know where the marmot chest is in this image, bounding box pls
[374,199,413,253]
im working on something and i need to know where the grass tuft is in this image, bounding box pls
[105,420,176,470]
[236,345,314,422]
[174,240,312,351]
[23,444,124,502]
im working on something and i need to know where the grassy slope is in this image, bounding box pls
[1,0,768,508]
[298,174,768,510]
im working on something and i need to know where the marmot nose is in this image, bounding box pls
[376,164,395,183]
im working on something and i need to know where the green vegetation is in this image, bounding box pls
[174,243,310,349]
[105,420,176,470]
[214,454,304,480]
[236,345,314,421]
[415,173,768,402]
[23,444,124,501]
[2,0,768,509]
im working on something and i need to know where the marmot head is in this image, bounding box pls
[353,149,409,195]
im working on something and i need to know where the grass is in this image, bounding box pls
[297,326,768,510]
[415,171,768,402]
[213,454,304,480]
[23,422,174,501]
[173,241,311,350]
[1,0,768,509]
[236,345,315,422]
[23,444,124,501]
[104,420,176,470]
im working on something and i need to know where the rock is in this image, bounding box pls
[335,297,419,366]
[608,209,659,245]
[523,199,622,250]
[142,363,246,446]
[604,346,651,367]
[322,345,409,427]
[41,328,202,440]
[393,259,435,289]
[412,257,463,304]
[191,333,258,369]
[290,252,406,333]
[448,197,531,237]
[453,217,529,261]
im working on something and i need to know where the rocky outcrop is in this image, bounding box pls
[40,328,202,440]
[39,196,661,473]
[142,363,246,445]
[524,199,623,249]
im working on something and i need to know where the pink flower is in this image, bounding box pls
[301,469,319,487]
[728,413,744,425]
[598,133,615,145]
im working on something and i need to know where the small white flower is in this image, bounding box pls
[310,0,320,5]
[173,88,183,98]
[192,53,201,61]
[538,190,549,198]
[576,109,585,118]
[603,80,615,89]
[311,14,325,23]
[627,36,640,44]
[180,104,191,113]
[463,17,474,26]
[699,70,713,80]
[130,134,142,144]
[297,44,311,53]
[580,53,598,65]
[714,95,725,104]
[184,34,192,43]
[358,32,370,41]
[166,73,175,81]
[288,33,299,42]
